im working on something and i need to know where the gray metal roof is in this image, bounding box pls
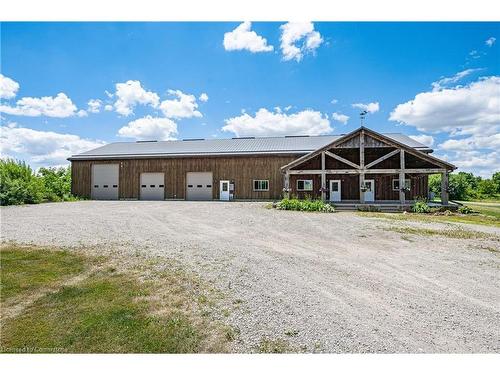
[68,133,432,160]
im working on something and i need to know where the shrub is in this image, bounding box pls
[0,159,45,205]
[38,166,72,202]
[276,198,335,213]
[411,200,431,214]
[458,205,474,215]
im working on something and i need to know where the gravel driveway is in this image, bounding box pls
[1,201,499,353]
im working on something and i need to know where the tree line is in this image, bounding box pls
[429,171,500,201]
[0,159,76,205]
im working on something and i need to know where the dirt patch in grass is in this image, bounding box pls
[0,244,233,353]
[257,338,295,353]
[386,226,497,240]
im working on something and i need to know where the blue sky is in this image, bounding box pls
[1,22,498,176]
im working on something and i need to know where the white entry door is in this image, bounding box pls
[219,180,230,201]
[364,179,375,201]
[329,180,341,202]
[140,173,165,200]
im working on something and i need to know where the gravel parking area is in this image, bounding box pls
[1,201,499,353]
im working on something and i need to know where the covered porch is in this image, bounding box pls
[281,127,457,209]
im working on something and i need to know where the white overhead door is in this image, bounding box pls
[140,173,165,200]
[186,172,213,200]
[91,164,119,200]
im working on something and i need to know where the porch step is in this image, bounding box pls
[333,203,410,212]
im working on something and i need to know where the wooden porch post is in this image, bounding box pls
[441,171,449,205]
[321,152,326,202]
[284,171,290,199]
[399,149,405,205]
[359,130,365,203]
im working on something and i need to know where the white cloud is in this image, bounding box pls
[223,22,274,53]
[431,69,481,91]
[389,76,500,134]
[408,134,435,147]
[0,93,78,118]
[160,89,202,119]
[113,80,159,116]
[87,99,102,113]
[104,104,113,111]
[199,93,209,102]
[279,22,323,62]
[485,37,496,47]
[330,99,338,105]
[331,112,349,125]
[77,110,88,117]
[0,122,105,166]
[117,115,178,141]
[352,102,379,114]
[222,108,332,137]
[438,133,500,151]
[0,74,20,99]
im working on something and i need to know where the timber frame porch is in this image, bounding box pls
[281,127,457,206]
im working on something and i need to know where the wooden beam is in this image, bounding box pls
[288,168,447,175]
[399,149,406,204]
[365,168,446,174]
[365,149,400,169]
[284,171,290,198]
[321,152,326,201]
[441,171,449,205]
[359,131,365,203]
[324,150,360,169]
[288,169,359,175]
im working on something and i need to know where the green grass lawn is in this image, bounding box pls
[457,201,500,220]
[0,245,232,353]
[358,203,500,227]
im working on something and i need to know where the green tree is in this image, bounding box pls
[478,178,497,197]
[428,174,441,196]
[38,166,72,201]
[492,171,500,193]
[0,159,45,205]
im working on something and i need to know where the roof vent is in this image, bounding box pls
[182,138,205,141]
[136,140,158,143]
[232,136,255,139]
[285,135,310,138]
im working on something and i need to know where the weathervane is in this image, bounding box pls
[360,110,368,127]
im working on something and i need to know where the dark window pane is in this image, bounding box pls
[103,185,108,188]
[188,185,193,188]
[141,185,146,188]
[159,185,164,188]
[113,185,118,188]
[197,185,202,188]
[206,185,212,188]
[94,185,99,188]
[150,185,155,188]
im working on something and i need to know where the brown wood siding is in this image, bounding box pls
[287,173,428,201]
[71,154,298,200]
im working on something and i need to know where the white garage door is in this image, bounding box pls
[140,173,165,200]
[91,164,119,200]
[186,172,213,200]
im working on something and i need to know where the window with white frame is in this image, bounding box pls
[253,180,269,191]
[297,179,313,191]
[392,179,411,191]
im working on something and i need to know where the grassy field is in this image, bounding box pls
[358,201,500,227]
[0,245,233,353]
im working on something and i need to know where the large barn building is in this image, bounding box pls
[69,127,456,207]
